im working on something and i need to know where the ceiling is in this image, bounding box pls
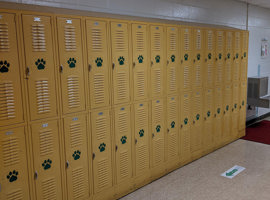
[237,0,270,9]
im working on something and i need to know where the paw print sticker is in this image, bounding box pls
[236,53,239,59]
[171,55,175,62]
[217,108,221,114]
[72,150,81,160]
[118,56,125,65]
[227,53,231,59]
[226,105,229,111]
[7,170,18,183]
[196,114,200,120]
[138,55,143,63]
[184,118,188,125]
[99,143,106,152]
[95,57,103,67]
[242,100,245,106]
[171,121,175,128]
[244,52,247,57]
[42,159,52,170]
[35,58,46,70]
[197,53,201,61]
[234,103,237,109]
[120,136,127,144]
[207,111,211,117]
[184,53,189,61]
[155,55,160,63]
[139,129,144,137]
[67,58,76,68]
[0,60,10,73]
[156,125,161,133]
[218,53,222,60]
[208,53,212,60]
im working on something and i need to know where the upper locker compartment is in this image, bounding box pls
[224,31,233,83]
[22,15,58,121]
[150,25,164,98]
[56,17,86,114]
[132,23,148,101]
[240,31,248,81]
[215,30,224,86]
[233,31,241,82]
[86,19,110,109]
[0,13,24,127]
[204,29,215,88]
[111,22,130,105]
[166,26,178,94]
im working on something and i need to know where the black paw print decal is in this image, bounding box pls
[95,57,103,67]
[72,150,81,160]
[234,103,237,109]
[227,53,231,59]
[184,53,189,61]
[42,159,52,170]
[118,56,125,65]
[138,55,143,63]
[217,108,221,114]
[184,118,188,125]
[35,58,46,70]
[99,143,106,152]
[7,170,18,183]
[67,58,76,68]
[120,136,127,144]
[207,111,211,117]
[139,129,144,137]
[218,53,222,60]
[0,60,10,73]
[171,55,175,62]
[197,53,201,61]
[155,55,160,63]
[236,53,239,59]
[171,121,175,128]
[156,125,161,133]
[226,105,229,111]
[244,52,247,57]
[196,114,200,120]
[208,53,212,60]
[242,100,245,106]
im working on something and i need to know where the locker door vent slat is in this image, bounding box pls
[91,28,103,52]
[196,31,201,50]
[207,31,213,50]
[153,102,162,123]
[168,133,177,157]
[67,76,80,108]
[7,189,23,200]
[35,79,51,114]
[70,123,83,148]
[0,81,16,120]
[242,33,247,50]
[136,70,145,97]
[217,32,223,51]
[97,158,109,188]
[137,107,147,128]
[154,138,163,164]
[195,64,201,87]
[114,30,126,51]
[39,129,53,156]
[72,167,85,199]
[183,96,189,116]
[0,23,10,52]
[153,32,161,51]
[227,32,232,50]
[235,32,240,50]
[183,65,191,89]
[137,145,147,171]
[136,31,144,51]
[93,73,105,105]
[116,72,128,101]
[32,24,46,52]
[2,137,19,167]
[184,31,190,51]
[169,67,176,91]
[41,178,57,200]
[170,32,176,51]
[169,100,177,120]
[153,69,161,94]
[119,112,128,134]
[216,62,222,83]
[64,25,77,51]
[207,63,213,85]
[96,117,106,141]
[119,151,129,179]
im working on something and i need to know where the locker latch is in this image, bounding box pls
[59,65,63,73]
[25,66,30,79]
[88,64,92,72]
[135,139,138,144]
[66,160,70,169]
[152,133,155,138]
[34,171,38,180]
[115,145,118,152]
[92,153,96,160]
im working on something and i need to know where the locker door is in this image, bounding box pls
[192,28,203,89]
[215,30,224,85]
[63,114,89,200]
[114,105,132,183]
[224,31,233,83]
[231,83,239,138]
[56,17,86,114]
[31,120,62,200]
[151,99,165,168]
[111,22,130,105]
[191,90,203,154]
[180,28,192,91]
[132,24,148,101]
[233,31,241,82]
[166,26,178,94]
[214,87,223,145]
[179,92,191,161]
[239,81,247,130]
[203,89,214,151]
[166,96,179,164]
[22,15,58,120]
[204,29,215,88]
[91,110,113,193]
[223,85,232,141]
[240,31,248,81]
[85,19,110,109]
[150,25,164,97]
[0,13,24,127]
[134,102,149,176]
[0,127,30,200]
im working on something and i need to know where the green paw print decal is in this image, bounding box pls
[242,100,245,106]
[95,57,103,67]
[197,53,201,61]
[121,136,127,144]
[67,58,76,68]
[184,53,189,61]
[138,55,143,63]
[72,150,81,160]
[171,121,175,128]
[218,53,222,60]
[7,170,18,183]
[171,55,175,62]
[227,53,231,59]
[234,103,237,109]
[118,56,125,65]
[155,55,160,63]
[184,118,188,125]
[208,53,212,60]
[0,60,10,73]
[217,108,221,114]
[236,53,239,59]
[139,129,144,137]
[244,52,247,57]
[207,111,211,117]
[196,114,200,120]
[42,159,52,170]
[226,105,229,111]
[99,143,106,152]
[156,125,161,133]
[35,58,46,70]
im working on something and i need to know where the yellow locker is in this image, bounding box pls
[180,27,193,91]
[85,19,110,109]
[150,25,164,97]
[31,120,62,200]
[0,127,30,200]
[203,88,214,151]
[90,109,113,194]
[233,31,241,82]
[223,85,232,142]
[114,105,132,184]
[0,13,24,127]
[131,23,148,101]
[231,83,239,138]
[111,22,130,105]
[22,15,58,121]
[239,81,247,131]
[192,28,204,89]
[204,29,215,88]
[224,31,233,83]
[179,92,191,161]
[215,30,224,85]
[134,102,150,177]
[166,26,179,94]
[166,95,179,167]
[240,31,248,81]
[63,114,89,200]
[56,17,86,114]
[213,87,223,146]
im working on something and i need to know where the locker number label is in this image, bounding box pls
[42,123,48,128]
[66,20,72,24]
[34,17,41,22]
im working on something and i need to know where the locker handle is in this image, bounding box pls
[152,133,155,138]
[224,111,226,114]
[225,58,227,61]
[204,117,207,121]
[193,59,196,63]
[133,62,136,68]
[181,60,183,64]
[214,114,217,118]
[233,57,236,60]
[180,124,183,129]
[112,63,115,70]
[25,66,30,79]
[193,120,195,124]
[241,56,243,59]
[232,108,234,112]
[215,58,218,61]
[88,64,92,72]
[92,153,96,160]
[66,160,70,169]
[167,128,169,133]
[151,61,154,66]
[34,171,38,180]
[59,65,63,73]
[115,145,118,152]
[240,106,242,109]
[205,58,207,62]
[167,60,169,65]
[135,138,138,144]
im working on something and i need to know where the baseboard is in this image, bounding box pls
[246,112,270,127]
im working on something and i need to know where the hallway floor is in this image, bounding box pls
[121,139,270,200]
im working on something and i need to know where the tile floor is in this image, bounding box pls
[121,139,270,200]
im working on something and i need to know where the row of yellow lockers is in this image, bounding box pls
[0,11,248,128]
[0,83,247,200]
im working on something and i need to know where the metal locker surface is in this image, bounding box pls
[204,29,215,88]
[224,31,233,83]
[215,30,224,86]
[231,83,239,138]
[239,81,247,131]
[214,87,223,145]
[223,85,232,141]
[240,31,248,81]
[203,89,214,150]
